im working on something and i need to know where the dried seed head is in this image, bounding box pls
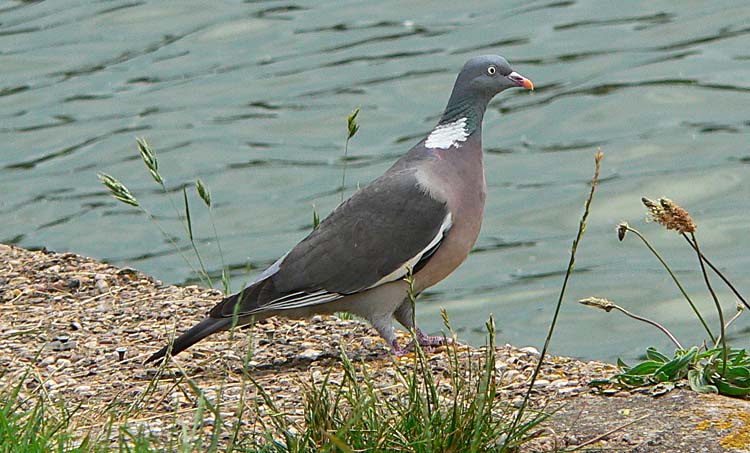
[642,196,696,234]
[579,297,616,312]
[616,222,629,241]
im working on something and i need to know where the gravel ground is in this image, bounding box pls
[2,243,749,452]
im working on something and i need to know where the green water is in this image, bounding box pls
[2,0,749,362]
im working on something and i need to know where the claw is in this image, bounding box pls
[391,339,411,356]
[416,328,451,347]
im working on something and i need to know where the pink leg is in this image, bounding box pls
[391,339,411,356]
[416,328,452,347]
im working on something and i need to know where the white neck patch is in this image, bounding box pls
[424,117,468,149]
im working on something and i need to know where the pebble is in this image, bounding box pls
[40,356,55,366]
[94,274,109,294]
[75,385,92,394]
[558,386,582,395]
[50,337,77,351]
[298,348,322,361]
[519,346,540,356]
[56,358,72,369]
[503,370,520,381]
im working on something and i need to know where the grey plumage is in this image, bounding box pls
[146,55,533,364]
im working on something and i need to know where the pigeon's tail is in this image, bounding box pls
[145,316,233,364]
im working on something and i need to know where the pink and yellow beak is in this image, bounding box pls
[508,71,534,90]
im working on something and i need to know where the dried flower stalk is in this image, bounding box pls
[642,197,696,234]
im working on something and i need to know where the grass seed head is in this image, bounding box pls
[98,173,139,207]
[579,297,616,312]
[642,197,696,234]
[616,222,629,241]
[347,107,360,139]
[136,137,164,185]
[196,179,211,207]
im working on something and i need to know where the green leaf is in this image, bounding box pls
[221,269,230,296]
[688,369,718,394]
[312,206,320,230]
[646,347,670,363]
[183,187,193,241]
[622,360,662,376]
[653,348,696,380]
[712,376,750,397]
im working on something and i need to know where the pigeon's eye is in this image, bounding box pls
[487,66,497,76]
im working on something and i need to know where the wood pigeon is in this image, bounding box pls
[146,55,533,363]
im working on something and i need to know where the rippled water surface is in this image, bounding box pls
[2,0,749,361]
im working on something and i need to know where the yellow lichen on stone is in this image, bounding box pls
[695,420,711,430]
[719,410,750,450]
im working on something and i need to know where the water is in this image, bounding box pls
[2,0,749,363]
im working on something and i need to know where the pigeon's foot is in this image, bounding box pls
[416,328,452,347]
[391,339,411,356]
[390,330,459,356]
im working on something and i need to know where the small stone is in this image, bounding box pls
[273,357,287,366]
[75,385,92,394]
[41,356,55,366]
[95,275,109,293]
[558,386,581,395]
[49,336,77,351]
[503,370,520,381]
[97,299,113,312]
[298,348,322,361]
[532,379,550,388]
[519,346,540,355]
[56,358,72,368]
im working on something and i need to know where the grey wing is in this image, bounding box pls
[217,169,450,316]
[277,169,450,293]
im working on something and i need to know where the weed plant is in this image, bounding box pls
[583,197,750,397]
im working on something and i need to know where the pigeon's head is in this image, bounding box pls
[456,55,534,100]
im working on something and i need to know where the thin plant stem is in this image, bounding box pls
[138,206,202,280]
[177,185,212,287]
[612,305,683,350]
[681,235,749,311]
[506,150,602,444]
[690,232,727,376]
[208,209,228,294]
[340,137,351,203]
[715,304,744,347]
[340,107,359,203]
[624,226,716,343]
